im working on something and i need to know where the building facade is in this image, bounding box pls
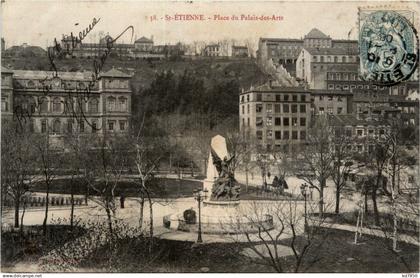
[2,67,132,144]
[239,82,311,151]
[232,45,249,57]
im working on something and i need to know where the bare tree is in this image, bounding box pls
[331,126,355,214]
[229,197,332,272]
[1,120,37,228]
[295,115,334,215]
[85,135,129,235]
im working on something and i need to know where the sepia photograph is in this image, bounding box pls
[0,0,419,275]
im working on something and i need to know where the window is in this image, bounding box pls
[283,104,289,113]
[247,104,250,113]
[284,95,289,101]
[342,56,347,63]
[266,117,272,126]
[327,107,333,114]
[256,94,262,101]
[345,128,352,137]
[328,95,333,101]
[267,130,273,139]
[300,118,306,126]
[242,105,245,114]
[53,97,61,112]
[41,119,47,133]
[266,104,272,113]
[301,95,306,102]
[337,107,343,114]
[89,98,99,113]
[300,131,306,140]
[79,121,85,133]
[328,84,334,90]
[283,131,289,140]
[40,97,49,113]
[256,130,263,140]
[108,121,115,131]
[275,131,281,140]
[283,118,290,126]
[274,104,281,113]
[1,96,9,112]
[256,104,263,113]
[337,96,343,102]
[292,131,298,140]
[119,120,126,131]
[356,129,363,136]
[247,118,250,127]
[379,129,385,135]
[92,121,97,133]
[256,117,263,127]
[107,97,116,111]
[275,117,281,126]
[319,107,324,114]
[52,119,60,133]
[292,117,298,126]
[241,96,244,103]
[319,95,324,100]
[292,95,297,102]
[300,105,306,113]
[29,97,37,113]
[335,73,341,80]
[67,120,73,133]
[246,95,250,102]
[291,104,297,113]
[334,56,338,62]
[119,97,127,111]
[275,94,281,102]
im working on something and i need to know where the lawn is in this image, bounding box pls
[2,226,418,273]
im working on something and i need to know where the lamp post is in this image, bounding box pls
[194,188,208,243]
[300,183,308,233]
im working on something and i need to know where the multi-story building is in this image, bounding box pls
[311,90,352,115]
[2,67,132,145]
[296,47,359,89]
[232,45,249,57]
[327,114,391,153]
[203,44,221,57]
[239,81,311,151]
[1,66,14,119]
[257,28,357,77]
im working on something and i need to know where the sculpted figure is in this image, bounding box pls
[210,147,240,201]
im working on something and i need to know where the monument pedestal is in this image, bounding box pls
[162,135,273,235]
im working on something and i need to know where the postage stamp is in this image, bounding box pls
[359,9,419,85]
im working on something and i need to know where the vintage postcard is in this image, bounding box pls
[1,0,419,275]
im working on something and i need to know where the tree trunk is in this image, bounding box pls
[43,182,50,236]
[371,188,380,226]
[319,178,325,216]
[20,199,27,233]
[335,186,340,214]
[14,198,20,228]
[105,207,113,235]
[139,197,145,230]
[70,181,75,230]
[364,192,368,214]
[245,167,249,193]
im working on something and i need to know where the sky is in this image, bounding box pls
[1,0,419,49]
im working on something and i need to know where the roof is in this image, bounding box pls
[311,89,352,95]
[1,66,13,74]
[304,47,358,55]
[232,45,248,49]
[99,68,131,78]
[244,82,306,93]
[326,114,389,127]
[260,38,303,43]
[304,28,330,39]
[135,36,153,43]
[12,70,93,81]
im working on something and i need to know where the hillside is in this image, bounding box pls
[2,55,270,94]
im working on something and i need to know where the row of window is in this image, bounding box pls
[316,95,344,102]
[254,116,307,127]
[240,94,307,103]
[256,130,306,140]
[313,55,357,63]
[38,119,127,134]
[317,107,344,114]
[327,83,387,91]
[255,103,307,114]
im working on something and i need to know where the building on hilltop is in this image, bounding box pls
[232,45,249,57]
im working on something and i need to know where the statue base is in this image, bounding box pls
[163,199,273,235]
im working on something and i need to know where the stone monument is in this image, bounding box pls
[163,135,273,234]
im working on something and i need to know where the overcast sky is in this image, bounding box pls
[1,0,419,49]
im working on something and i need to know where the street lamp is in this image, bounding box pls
[300,183,308,233]
[193,188,208,243]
